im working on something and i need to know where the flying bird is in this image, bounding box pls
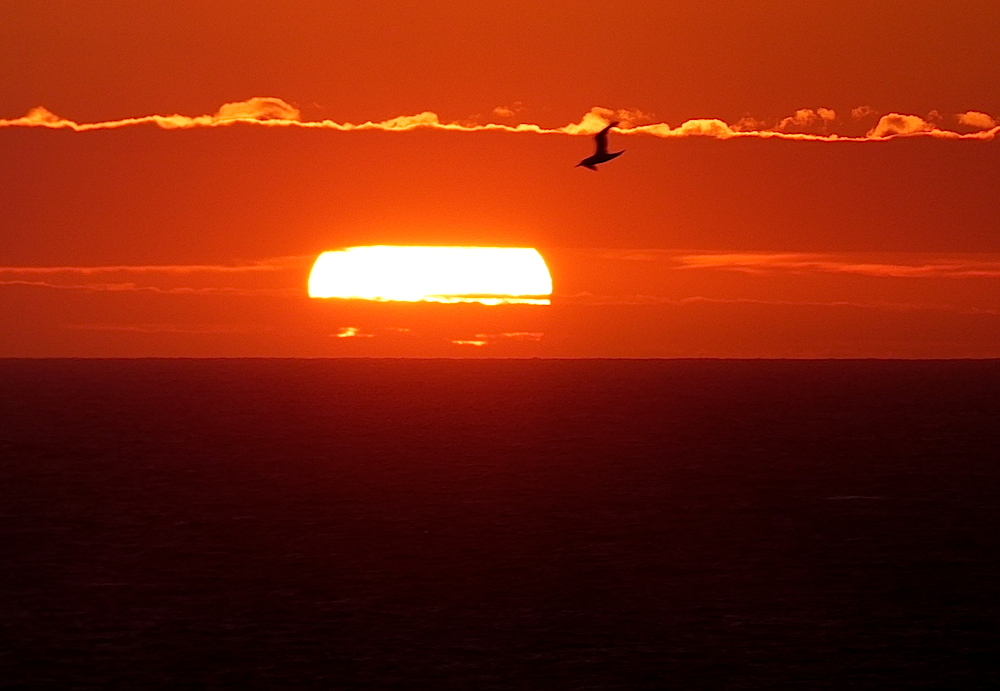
[576,121,624,171]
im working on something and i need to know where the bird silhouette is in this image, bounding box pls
[576,121,624,171]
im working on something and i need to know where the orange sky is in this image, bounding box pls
[2,1,999,357]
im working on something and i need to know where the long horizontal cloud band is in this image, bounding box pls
[5,252,1000,291]
[589,250,1000,279]
[1,98,997,141]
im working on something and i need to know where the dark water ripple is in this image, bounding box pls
[2,359,999,689]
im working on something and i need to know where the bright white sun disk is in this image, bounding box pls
[308,246,552,305]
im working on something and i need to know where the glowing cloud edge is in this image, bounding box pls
[4,99,998,141]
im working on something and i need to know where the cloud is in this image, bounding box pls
[476,331,544,342]
[0,258,304,276]
[643,118,740,138]
[866,113,943,138]
[493,332,544,341]
[492,102,524,118]
[674,296,1000,316]
[0,279,298,296]
[214,97,300,121]
[957,111,999,129]
[682,254,1000,278]
[363,112,442,130]
[64,323,270,334]
[2,100,998,141]
[334,326,373,338]
[558,107,655,133]
[817,107,837,122]
[0,97,305,131]
[851,106,878,120]
[580,249,1000,279]
[670,251,1000,278]
[554,291,1000,316]
[732,115,768,132]
[16,106,64,126]
[0,258,307,296]
[447,332,543,347]
[775,108,836,132]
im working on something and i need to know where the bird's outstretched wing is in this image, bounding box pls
[594,121,619,155]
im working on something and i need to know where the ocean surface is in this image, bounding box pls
[2,359,999,689]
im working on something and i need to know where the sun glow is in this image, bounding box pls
[308,246,552,305]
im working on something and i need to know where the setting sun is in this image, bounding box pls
[307,246,552,305]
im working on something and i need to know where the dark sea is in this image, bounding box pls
[2,359,999,690]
